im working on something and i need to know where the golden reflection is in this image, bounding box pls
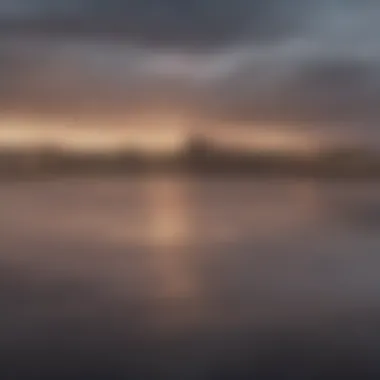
[291,180,322,220]
[141,177,197,299]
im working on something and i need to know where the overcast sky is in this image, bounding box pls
[0,0,380,140]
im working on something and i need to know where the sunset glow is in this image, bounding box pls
[0,115,188,153]
[0,115,321,155]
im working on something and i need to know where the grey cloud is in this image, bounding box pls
[0,0,313,46]
[186,32,380,130]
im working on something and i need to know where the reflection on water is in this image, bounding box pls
[140,178,203,330]
[1,177,380,378]
[142,177,192,247]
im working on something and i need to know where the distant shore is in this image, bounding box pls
[2,167,380,183]
[1,137,380,181]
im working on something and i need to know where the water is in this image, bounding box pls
[1,177,380,379]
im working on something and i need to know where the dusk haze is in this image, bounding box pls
[1,1,380,379]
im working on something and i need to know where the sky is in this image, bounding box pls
[0,0,380,147]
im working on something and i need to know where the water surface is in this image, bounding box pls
[1,177,380,379]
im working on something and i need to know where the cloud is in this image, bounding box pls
[1,0,380,140]
[0,0,313,46]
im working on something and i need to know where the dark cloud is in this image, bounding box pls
[77,0,306,46]
[0,0,312,46]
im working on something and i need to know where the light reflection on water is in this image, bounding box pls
[0,177,331,247]
[1,177,380,378]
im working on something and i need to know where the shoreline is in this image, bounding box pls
[2,170,380,183]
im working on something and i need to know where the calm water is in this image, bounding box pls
[1,177,380,379]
